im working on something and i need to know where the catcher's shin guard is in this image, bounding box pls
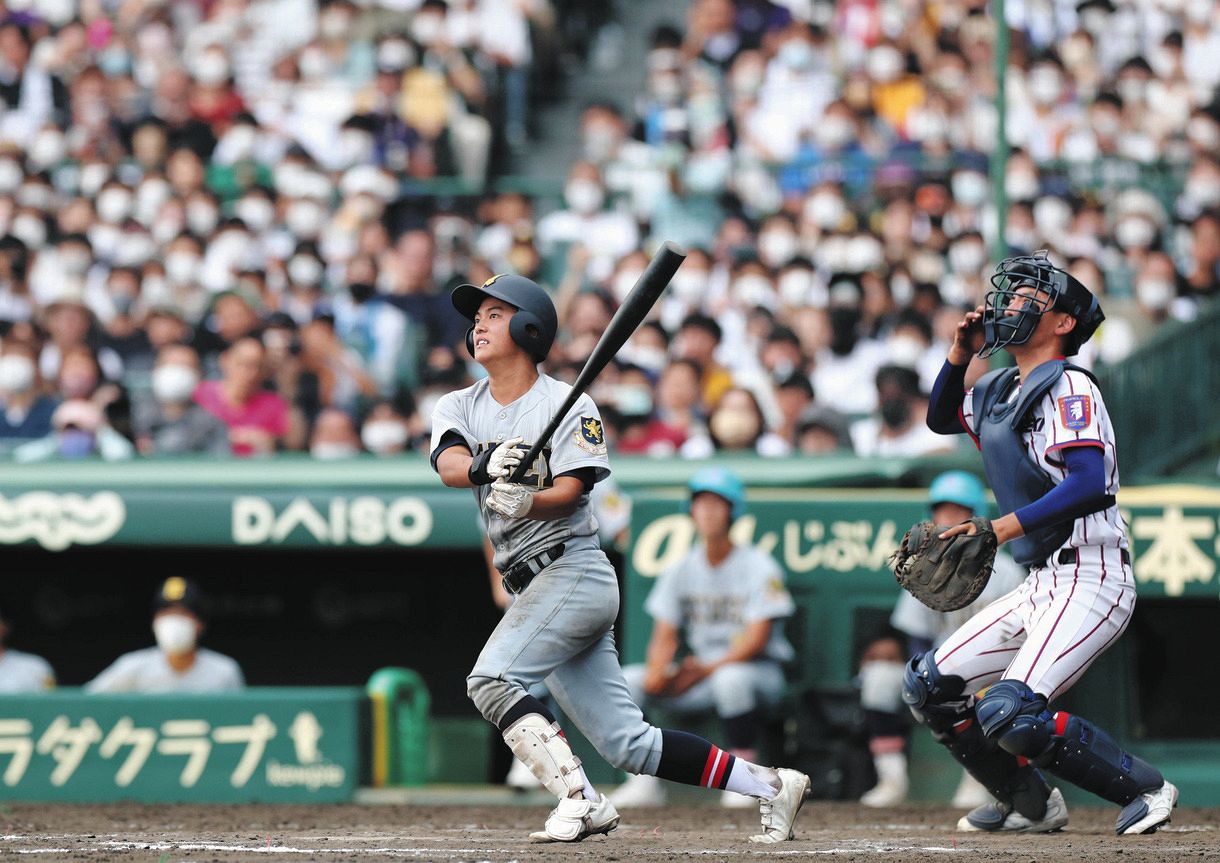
[977,680,1162,806]
[904,655,1050,820]
[503,714,586,800]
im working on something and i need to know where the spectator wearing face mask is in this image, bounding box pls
[86,577,244,693]
[134,343,230,456]
[360,399,415,456]
[12,398,135,462]
[812,287,888,416]
[98,267,155,374]
[609,363,686,457]
[850,365,953,458]
[682,385,789,458]
[536,161,639,284]
[0,340,57,442]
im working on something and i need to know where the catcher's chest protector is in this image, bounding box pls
[970,360,1096,567]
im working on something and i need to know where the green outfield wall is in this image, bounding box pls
[0,689,363,802]
[0,456,1217,803]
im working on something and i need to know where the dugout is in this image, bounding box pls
[0,455,1217,804]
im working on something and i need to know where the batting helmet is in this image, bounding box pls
[452,274,558,363]
[687,466,747,520]
[927,470,986,516]
[980,250,1104,359]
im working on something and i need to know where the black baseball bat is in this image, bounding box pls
[508,241,687,483]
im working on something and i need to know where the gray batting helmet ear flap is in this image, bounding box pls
[452,274,558,363]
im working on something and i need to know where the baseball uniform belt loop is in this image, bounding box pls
[1055,548,1130,566]
[502,542,566,595]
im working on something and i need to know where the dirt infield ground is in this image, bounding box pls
[1,801,1216,862]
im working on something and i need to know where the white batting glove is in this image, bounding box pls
[487,436,527,480]
[485,479,535,519]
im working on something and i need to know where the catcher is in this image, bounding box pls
[896,252,1176,836]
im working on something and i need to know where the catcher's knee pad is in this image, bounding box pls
[902,652,969,732]
[976,680,1057,761]
[502,713,585,799]
[909,666,1050,821]
[1042,712,1163,806]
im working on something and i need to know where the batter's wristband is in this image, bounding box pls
[468,444,498,485]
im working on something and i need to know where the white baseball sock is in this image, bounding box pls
[724,760,781,800]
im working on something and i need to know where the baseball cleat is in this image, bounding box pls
[957,786,1068,833]
[1117,781,1178,835]
[528,794,620,843]
[749,767,811,843]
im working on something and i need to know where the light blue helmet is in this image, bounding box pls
[688,466,746,519]
[927,470,986,515]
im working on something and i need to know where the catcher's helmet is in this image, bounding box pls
[980,250,1104,359]
[452,274,557,363]
[687,466,746,519]
[927,470,986,516]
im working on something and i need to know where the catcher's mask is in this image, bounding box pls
[979,250,1104,359]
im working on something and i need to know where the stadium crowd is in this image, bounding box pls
[0,0,1216,460]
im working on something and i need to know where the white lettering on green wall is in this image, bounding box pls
[632,514,901,577]
[0,492,125,550]
[231,496,433,546]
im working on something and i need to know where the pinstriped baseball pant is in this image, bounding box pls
[933,544,1135,700]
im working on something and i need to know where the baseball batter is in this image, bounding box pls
[911,251,1176,835]
[431,274,810,844]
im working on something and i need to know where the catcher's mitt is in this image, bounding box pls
[890,517,997,612]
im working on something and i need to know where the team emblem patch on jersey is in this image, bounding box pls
[1057,394,1091,430]
[575,416,607,454]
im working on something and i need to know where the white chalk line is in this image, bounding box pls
[1,837,975,856]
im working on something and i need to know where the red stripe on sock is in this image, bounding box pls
[1016,756,1030,767]
[700,747,722,788]
[953,718,974,733]
[711,752,732,789]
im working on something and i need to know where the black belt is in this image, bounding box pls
[1056,548,1130,566]
[501,543,566,596]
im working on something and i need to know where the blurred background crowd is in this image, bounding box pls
[0,0,1216,461]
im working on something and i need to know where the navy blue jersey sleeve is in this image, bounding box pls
[1013,445,1108,534]
[927,360,969,434]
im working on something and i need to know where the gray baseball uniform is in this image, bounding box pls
[621,542,795,719]
[430,374,609,574]
[0,649,55,692]
[85,647,244,693]
[431,373,664,777]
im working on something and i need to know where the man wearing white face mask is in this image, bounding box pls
[0,341,57,442]
[536,162,638,285]
[133,343,229,456]
[86,577,244,693]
